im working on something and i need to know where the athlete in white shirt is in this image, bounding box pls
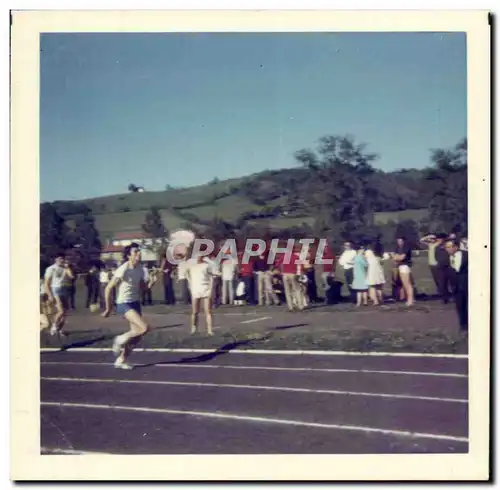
[102,243,158,369]
[185,255,216,335]
[44,252,74,336]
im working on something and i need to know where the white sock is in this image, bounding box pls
[115,333,130,345]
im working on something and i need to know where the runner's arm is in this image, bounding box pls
[104,277,120,312]
[146,269,159,289]
[419,234,435,244]
[44,275,53,301]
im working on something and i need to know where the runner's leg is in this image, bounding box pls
[191,298,200,334]
[203,297,213,336]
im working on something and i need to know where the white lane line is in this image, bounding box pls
[41,376,467,404]
[41,361,468,378]
[41,401,469,443]
[240,316,272,324]
[41,447,112,455]
[40,347,468,359]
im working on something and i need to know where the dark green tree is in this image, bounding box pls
[142,206,167,239]
[204,217,235,242]
[142,206,168,261]
[67,207,102,270]
[426,138,467,234]
[295,135,378,244]
[40,203,70,270]
[395,219,420,249]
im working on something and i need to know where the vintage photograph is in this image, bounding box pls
[9,9,490,482]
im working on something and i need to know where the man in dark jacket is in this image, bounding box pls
[445,238,468,332]
[159,256,176,305]
[85,264,100,308]
[434,233,453,304]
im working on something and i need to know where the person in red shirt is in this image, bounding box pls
[238,250,255,305]
[253,252,269,306]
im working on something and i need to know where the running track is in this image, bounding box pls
[40,349,468,454]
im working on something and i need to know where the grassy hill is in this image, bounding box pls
[52,166,430,238]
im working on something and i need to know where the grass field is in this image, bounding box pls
[249,216,315,229]
[374,208,428,225]
[184,195,262,222]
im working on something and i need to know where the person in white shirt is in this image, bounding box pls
[102,243,158,369]
[99,267,110,308]
[206,254,222,307]
[365,242,386,306]
[221,256,238,305]
[186,254,216,335]
[44,252,74,337]
[338,241,357,302]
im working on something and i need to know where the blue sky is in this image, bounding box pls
[40,32,466,202]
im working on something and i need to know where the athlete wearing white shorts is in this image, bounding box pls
[44,252,74,337]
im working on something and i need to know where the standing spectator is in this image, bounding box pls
[254,253,268,306]
[351,244,369,307]
[206,254,222,308]
[234,273,247,306]
[270,267,285,305]
[319,244,337,305]
[62,260,76,310]
[110,265,117,306]
[420,233,441,294]
[393,236,414,306]
[303,250,318,304]
[445,238,468,332]
[85,264,100,309]
[221,255,238,305]
[159,255,176,305]
[338,241,357,302]
[277,247,304,311]
[434,233,453,304]
[238,251,255,305]
[177,256,191,305]
[264,261,280,306]
[420,233,451,301]
[99,266,110,308]
[365,242,385,306]
[141,264,153,306]
[460,237,468,251]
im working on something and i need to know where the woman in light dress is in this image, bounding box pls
[351,244,369,307]
[365,242,386,306]
[186,254,216,336]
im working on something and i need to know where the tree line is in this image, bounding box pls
[40,135,467,270]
